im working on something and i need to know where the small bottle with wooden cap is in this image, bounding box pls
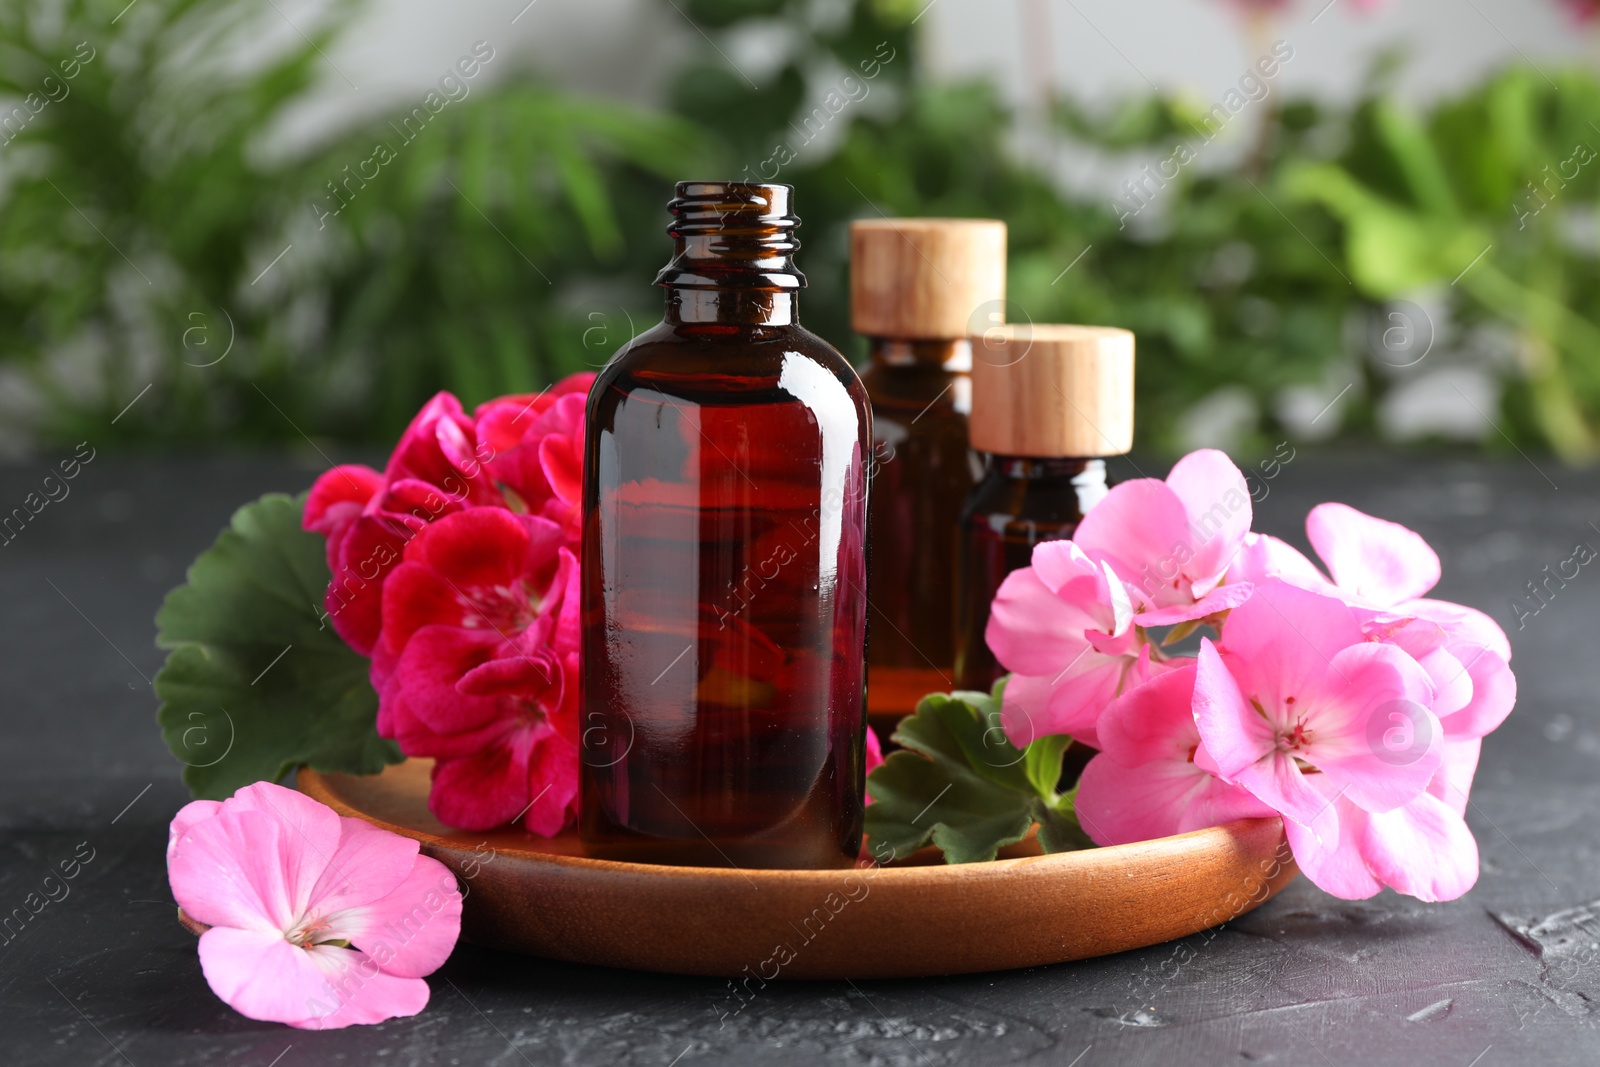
[954,324,1135,692]
[851,217,1006,723]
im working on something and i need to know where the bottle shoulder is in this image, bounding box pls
[592,319,865,404]
[588,315,864,419]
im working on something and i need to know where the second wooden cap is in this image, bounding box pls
[851,218,1007,339]
[969,325,1135,457]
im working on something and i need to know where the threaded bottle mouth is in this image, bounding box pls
[654,181,806,291]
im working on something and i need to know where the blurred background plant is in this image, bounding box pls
[1,0,1597,460]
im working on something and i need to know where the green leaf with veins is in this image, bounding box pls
[864,681,1094,864]
[155,492,400,799]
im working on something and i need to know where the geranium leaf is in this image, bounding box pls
[1023,732,1073,798]
[864,684,1090,864]
[155,492,400,799]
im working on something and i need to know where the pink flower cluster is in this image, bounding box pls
[303,375,592,835]
[987,450,1515,901]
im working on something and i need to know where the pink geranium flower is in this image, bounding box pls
[167,782,462,1029]
[376,507,581,834]
[1281,736,1482,901]
[1228,503,1515,742]
[1193,580,1441,827]
[1072,448,1257,626]
[1075,663,1274,845]
[985,538,1141,747]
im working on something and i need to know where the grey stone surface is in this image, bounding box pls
[1,451,1597,1066]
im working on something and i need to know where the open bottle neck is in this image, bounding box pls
[654,182,806,329]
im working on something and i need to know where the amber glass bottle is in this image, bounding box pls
[579,182,872,869]
[954,325,1135,692]
[851,219,1006,724]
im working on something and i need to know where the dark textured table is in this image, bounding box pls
[4,451,1598,1066]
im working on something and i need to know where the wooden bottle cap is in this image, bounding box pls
[969,325,1135,457]
[851,218,1007,339]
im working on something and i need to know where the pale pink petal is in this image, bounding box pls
[1227,532,1337,593]
[170,785,341,932]
[307,818,421,918]
[1077,664,1274,845]
[1216,580,1364,718]
[1306,502,1440,606]
[1191,639,1278,779]
[1427,737,1482,816]
[1132,580,1254,627]
[1094,664,1200,764]
[198,927,333,1025]
[1042,555,1136,638]
[329,854,462,979]
[198,930,428,1029]
[1072,478,1195,609]
[1441,646,1515,739]
[1165,448,1253,594]
[1233,748,1333,828]
[1302,642,1441,813]
[1414,645,1472,719]
[167,799,220,861]
[295,943,430,1029]
[985,567,1098,677]
[1000,664,1121,749]
[1361,792,1479,902]
[1282,792,1383,899]
[1408,598,1511,661]
[1077,751,1274,845]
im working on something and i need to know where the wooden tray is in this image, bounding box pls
[297,760,1296,979]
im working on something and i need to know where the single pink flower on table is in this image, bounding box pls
[1193,579,1441,828]
[985,538,1142,748]
[1075,663,1275,845]
[1071,448,1257,626]
[376,507,581,834]
[167,782,461,1029]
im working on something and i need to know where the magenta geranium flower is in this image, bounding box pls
[302,375,593,658]
[376,507,581,834]
[167,782,462,1029]
[301,374,594,837]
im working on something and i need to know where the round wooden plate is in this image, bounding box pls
[298,760,1296,979]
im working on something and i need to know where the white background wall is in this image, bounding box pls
[276,0,1599,149]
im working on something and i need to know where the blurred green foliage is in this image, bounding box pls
[1,0,1598,458]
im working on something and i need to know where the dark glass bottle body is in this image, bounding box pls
[580,187,871,869]
[859,339,977,720]
[953,456,1108,692]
